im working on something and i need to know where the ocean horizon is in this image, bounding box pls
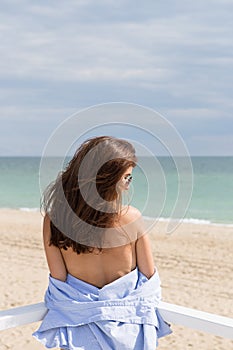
[0,156,232,226]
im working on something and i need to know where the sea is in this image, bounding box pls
[0,156,232,226]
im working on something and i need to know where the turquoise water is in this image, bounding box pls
[0,157,232,225]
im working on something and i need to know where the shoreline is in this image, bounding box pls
[0,208,233,349]
[1,207,233,228]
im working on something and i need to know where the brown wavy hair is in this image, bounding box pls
[42,136,137,254]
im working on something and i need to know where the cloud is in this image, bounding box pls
[0,0,232,155]
[1,1,232,85]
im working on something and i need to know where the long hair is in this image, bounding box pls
[42,136,137,254]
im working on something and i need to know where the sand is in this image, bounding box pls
[0,209,232,349]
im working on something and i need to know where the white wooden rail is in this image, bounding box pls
[0,302,233,339]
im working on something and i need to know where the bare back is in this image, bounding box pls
[43,206,155,287]
[60,206,140,288]
[61,243,136,288]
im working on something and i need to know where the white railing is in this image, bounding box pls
[0,302,233,339]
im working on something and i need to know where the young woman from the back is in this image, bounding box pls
[33,136,171,350]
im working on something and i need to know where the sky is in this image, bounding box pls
[0,0,233,156]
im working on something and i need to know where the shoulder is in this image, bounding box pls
[120,206,145,238]
[121,205,142,221]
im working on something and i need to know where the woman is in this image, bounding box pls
[33,136,171,349]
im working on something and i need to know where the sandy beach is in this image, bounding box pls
[0,209,232,349]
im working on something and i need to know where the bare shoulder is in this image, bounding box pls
[120,206,145,239]
[121,205,142,222]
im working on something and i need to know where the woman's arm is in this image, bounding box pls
[134,209,155,279]
[128,206,155,278]
[43,214,67,282]
[135,233,155,279]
